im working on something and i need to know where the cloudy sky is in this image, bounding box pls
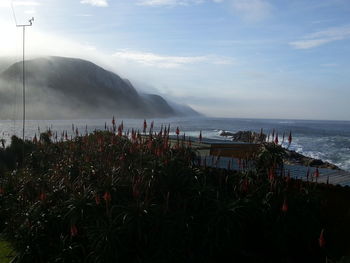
[1,0,350,120]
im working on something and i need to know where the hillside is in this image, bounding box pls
[0,56,198,119]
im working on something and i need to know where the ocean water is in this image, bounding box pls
[1,117,350,171]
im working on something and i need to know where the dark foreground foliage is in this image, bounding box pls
[0,127,349,262]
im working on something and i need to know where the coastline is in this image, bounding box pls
[219,130,342,170]
[1,117,349,171]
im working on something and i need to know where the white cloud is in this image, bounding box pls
[137,0,205,7]
[321,63,338,67]
[290,39,334,49]
[112,49,233,68]
[228,0,272,22]
[113,50,206,68]
[80,0,108,7]
[290,25,350,49]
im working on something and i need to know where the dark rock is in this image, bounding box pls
[308,159,324,166]
[220,130,266,143]
[283,149,340,170]
[219,130,235,137]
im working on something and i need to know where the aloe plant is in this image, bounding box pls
[0,122,341,262]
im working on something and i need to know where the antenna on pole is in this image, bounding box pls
[11,1,34,163]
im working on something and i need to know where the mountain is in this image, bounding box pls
[0,56,198,119]
[0,57,16,74]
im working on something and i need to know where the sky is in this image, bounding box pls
[0,0,350,120]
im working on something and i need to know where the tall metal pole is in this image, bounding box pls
[22,26,25,143]
[15,18,34,163]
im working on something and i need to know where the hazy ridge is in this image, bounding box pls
[0,56,199,119]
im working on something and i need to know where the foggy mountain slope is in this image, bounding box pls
[0,56,197,119]
[168,101,201,117]
[141,94,175,116]
[0,58,17,74]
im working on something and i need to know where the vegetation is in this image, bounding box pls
[0,122,349,262]
[0,239,15,263]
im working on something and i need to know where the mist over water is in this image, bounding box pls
[1,117,349,171]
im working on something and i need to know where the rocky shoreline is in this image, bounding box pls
[219,130,341,170]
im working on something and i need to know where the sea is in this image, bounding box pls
[1,117,350,171]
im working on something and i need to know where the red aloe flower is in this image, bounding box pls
[163,137,169,150]
[176,127,180,136]
[155,148,161,157]
[241,178,249,193]
[282,199,288,213]
[163,159,169,166]
[103,191,111,203]
[39,192,47,202]
[112,116,115,126]
[70,224,78,237]
[288,131,292,145]
[147,139,153,149]
[268,168,275,182]
[33,134,38,144]
[133,187,140,199]
[95,194,100,205]
[131,129,136,141]
[314,168,320,178]
[143,119,147,133]
[319,229,326,248]
[119,154,126,162]
[188,138,192,147]
[118,125,122,137]
[274,133,279,144]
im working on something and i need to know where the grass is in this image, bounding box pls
[0,239,15,263]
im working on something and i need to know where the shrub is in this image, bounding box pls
[0,128,337,262]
